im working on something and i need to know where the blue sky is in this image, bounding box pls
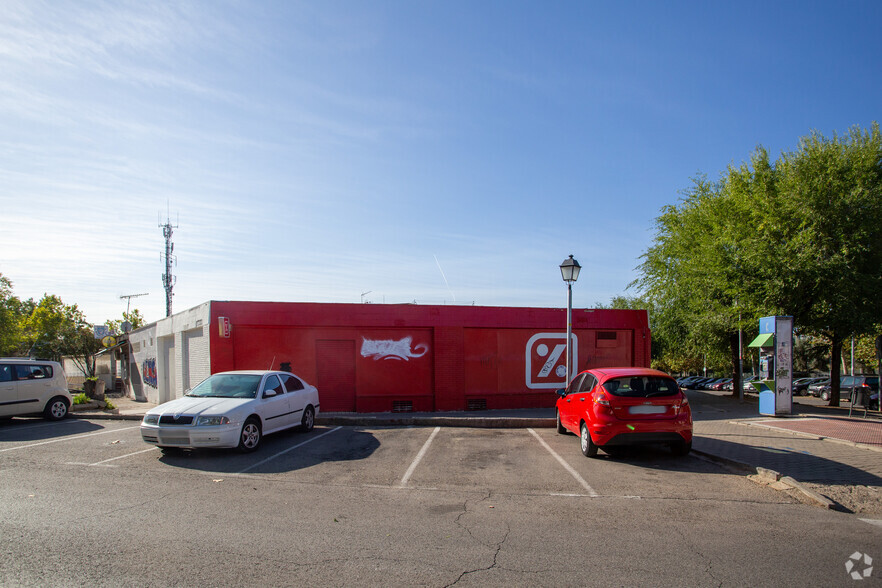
[1,0,879,325]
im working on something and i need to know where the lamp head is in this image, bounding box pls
[559,255,581,283]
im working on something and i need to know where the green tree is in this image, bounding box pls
[104,309,146,335]
[633,175,755,392]
[22,295,101,377]
[634,124,882,405]
[0,273,27,356]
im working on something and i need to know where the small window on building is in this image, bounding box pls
[596,331,619,349]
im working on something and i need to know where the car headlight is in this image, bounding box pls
[196,415,231,426]
[143,415,159,425]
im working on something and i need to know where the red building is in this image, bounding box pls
[127,301,649,411]
[208,302,650,413]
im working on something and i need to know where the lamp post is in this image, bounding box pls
[559,255,581,386]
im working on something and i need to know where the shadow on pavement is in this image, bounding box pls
[694,436,882,488]
[155,426,379,475]
[589,445,729,474]
[0,417,105,441]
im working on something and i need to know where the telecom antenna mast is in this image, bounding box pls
[159,211,178,317]
[120,293,149,315]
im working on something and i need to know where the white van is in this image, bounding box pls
[0,358,72,420]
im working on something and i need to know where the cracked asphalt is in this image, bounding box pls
[1,418,879,586]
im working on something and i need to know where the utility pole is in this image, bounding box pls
[159,211,178,317]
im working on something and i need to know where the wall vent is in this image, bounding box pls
[466,398,487,411]
[392,400,414,413]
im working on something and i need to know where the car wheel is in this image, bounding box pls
[580,422,598,458]
[238,417,262,453]
[820,390,830,402]
[43,396,69,421]
[672,440,692,456]
[556,410,566,434]
[301,405,315,432]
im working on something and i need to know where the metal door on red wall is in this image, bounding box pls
[316,340,356,412]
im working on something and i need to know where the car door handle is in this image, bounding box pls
[579,398,585,401]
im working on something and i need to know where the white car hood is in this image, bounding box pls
[147,396,253,419]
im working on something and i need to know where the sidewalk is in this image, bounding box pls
[72,389,881,500]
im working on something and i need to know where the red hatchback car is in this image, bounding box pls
[555,367,693,457]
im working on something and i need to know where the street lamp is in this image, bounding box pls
[559,255,581,386]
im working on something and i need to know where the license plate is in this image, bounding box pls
[629,405,667,415]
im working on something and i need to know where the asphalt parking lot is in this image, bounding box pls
[2,417,880,586]
[1,417,773,500]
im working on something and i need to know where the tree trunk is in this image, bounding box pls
[829,332,841,407]
[729,331,741,398]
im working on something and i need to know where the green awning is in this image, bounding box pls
[748,332,775,348]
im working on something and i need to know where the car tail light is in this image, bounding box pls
[674,394,689,415]
[593,391,613,415]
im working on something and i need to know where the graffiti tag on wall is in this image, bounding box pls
[142,358,157,388]
[361,337,428,361]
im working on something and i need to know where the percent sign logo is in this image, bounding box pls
[525,333,578,389]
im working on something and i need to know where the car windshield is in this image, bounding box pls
[602,376,679,398]
[186,374,262,399]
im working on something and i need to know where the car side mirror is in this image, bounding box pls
[556,388,567,397]
[263,390,277,398]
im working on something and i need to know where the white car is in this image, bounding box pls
[0,358,71,420]
[140,370,320,453]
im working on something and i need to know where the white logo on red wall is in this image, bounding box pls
[361,337,428,361]
[526,333,578,389]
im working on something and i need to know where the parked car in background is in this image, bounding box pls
[809,378,831,397]
[0,358,71,420]
[141,370,320,453]
[793,377,827,396]
[818,375,879,405]
[556,367,693,457]
[710,379,732,391]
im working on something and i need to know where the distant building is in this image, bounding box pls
[125,301,650,412]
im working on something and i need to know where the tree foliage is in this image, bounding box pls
[0,274,27,356]
[633,124,882,404]
[22,295,101,376]
[105,309,146,335]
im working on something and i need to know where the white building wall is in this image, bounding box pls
[152,302,212,402]
[128,324,158,403]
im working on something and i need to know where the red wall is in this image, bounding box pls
[209,302,650,413]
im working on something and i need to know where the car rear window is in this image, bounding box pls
[602,376,679,398]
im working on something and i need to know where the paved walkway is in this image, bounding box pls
[687,390,881,489]
[73,389,881,491]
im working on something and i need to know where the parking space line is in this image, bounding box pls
[237,426,342,474]
[66,447,159,467]
[398,426,440,488]
[0,426,140,453]
[527,428,598,497]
